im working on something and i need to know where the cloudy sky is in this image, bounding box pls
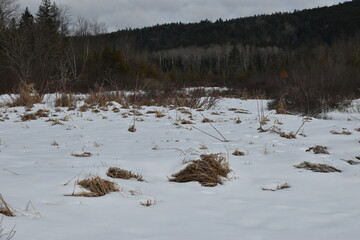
[19,0,347,32]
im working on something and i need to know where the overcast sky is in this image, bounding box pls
[18,0,347,32]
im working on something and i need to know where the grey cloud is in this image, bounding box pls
[18,0,345,31]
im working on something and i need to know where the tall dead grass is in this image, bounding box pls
[7,83,42,108]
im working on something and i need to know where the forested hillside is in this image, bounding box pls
[0,0,359,113]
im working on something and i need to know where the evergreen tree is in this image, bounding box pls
[19,7,34,30]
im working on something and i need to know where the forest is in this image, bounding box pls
[0,0,359,112]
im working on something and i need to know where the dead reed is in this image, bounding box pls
[0,195,14,217]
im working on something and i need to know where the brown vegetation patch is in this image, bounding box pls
[306,145,329,154]
[201,118,214,123]
[71,152,93,157]
[155,111,166,118]
[232,150,245,156]
[279,132,296,139]
[128,125,136,132]
[21,109,49,121]
[0,194,14,217]
[85,90,125,107]
[355,128,360,132]
[180,119,193,124]
[294,161,341,173]
[330,130,352,135]
[107,167,144,182]
[68,176,119,197]
[169,154,231,187]
[345,160,360,165]
[234,109,251,114]
[261,183,291,191]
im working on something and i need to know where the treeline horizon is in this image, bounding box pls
[0,0,359,112]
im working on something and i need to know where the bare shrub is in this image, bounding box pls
[169,154,231,187]
[330,129,352,135]
[107,167,144,182]
[8,83,42,108]
[294,161,341,173]
[140,199,156,207]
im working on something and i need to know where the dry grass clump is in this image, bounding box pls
[294,161,341,173]
[355,128,360,132]
[232,150,245,156]
[330,130,352,135]
[128,124,136,132]
[201,118,214,123]
[306,145,329,154]
[20,109,49,121]
[0,194,14,217]
[261,183,291,191]
[179,119,193,124]
[344,160,360,165]
[54,94,75,108]
[8,83,42,107]
[169,153,231,187]
[107,167,144,182]
[68,175,119,197]
[71,152,93,157]
[279,131,296,139]
[140,199,156,207]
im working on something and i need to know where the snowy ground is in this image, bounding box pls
[0,95,359,240]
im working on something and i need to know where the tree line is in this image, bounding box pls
[0,0,359,106]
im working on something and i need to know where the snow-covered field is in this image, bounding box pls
[0,95,359,240]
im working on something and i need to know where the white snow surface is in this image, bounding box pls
[0,96,359,240]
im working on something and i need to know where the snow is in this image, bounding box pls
[0,96,359,240]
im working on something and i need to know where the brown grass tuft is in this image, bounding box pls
[279,131,296,139]
[232,150,245,156]
[274,94,290,114]
[128,124,137,132]
[0,194,14,217]
[71,152,93,158]
[261,183,291,191]
[201,118,214,123]
[140,199,156,207]
[169,153,231,187]
[68,175,119,197]
[306,145,329,154]
[294,161,341,173]
[107,167,144,182]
